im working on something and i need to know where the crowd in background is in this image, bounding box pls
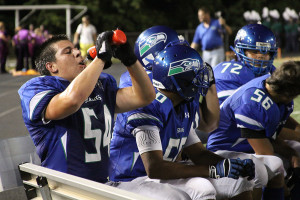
[0,22,51,74]
[1,7,300,74]
[243,7,300,58]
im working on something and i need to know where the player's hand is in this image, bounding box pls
[112,41,137,67]
[209,158,243,179]
[204,62,215,87]
[96,31,113,69]
[240,159,255,180]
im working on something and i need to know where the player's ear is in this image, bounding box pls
[46,62,58,74]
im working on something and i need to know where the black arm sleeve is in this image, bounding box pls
[240,128,267,139]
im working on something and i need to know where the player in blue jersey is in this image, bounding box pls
[122,25,220,136]
[207,61,300,200]
[213,23,277,105]
[213,23,300,199]
[18,32,155,183]
[110,43,255,200]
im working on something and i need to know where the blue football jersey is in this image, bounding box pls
[206,74,294,153]
[214,60,276,104]
[110,90,198,181]
[18,74,118,183]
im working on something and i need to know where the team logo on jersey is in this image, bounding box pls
[177,127,184,133]
[85,95,102,103]
[168,58,200,76]
[138,32,167,56]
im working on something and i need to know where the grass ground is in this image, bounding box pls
[273,56,300,122]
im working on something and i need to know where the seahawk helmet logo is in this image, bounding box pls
[168,58,200,76]
[138,32,167,56]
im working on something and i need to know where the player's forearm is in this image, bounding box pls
[184,143,223,165]
[247,138,274,155]
[284,117,300,130]
[273,137,299,160]
[197,85,220,132]
[278,127,300,142]
[63,58,104,107]
[127,60,155,106]
[146,160,210,179]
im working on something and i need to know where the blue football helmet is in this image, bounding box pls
[152,44,210,100]
[232,23,277,76]
[134,25,181,70]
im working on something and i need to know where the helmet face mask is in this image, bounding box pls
[232,24,277,76]
[134,25,181,70]
[152,45,209,100]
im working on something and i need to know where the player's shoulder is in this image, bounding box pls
[233,75,273,108]
[19,76,66,92]
[130,90,171,119]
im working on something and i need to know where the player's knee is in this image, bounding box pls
[228,177,254,198]
[209,177,254,199]
[266,156,285,174]
[251,156,269,187]
[254,155,285,182]
[164,188,192,200]
[185,178,216,199]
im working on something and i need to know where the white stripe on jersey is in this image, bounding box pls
[127,113,162,125]
[29,90,52,121]
[217,89,236,98]
[235,114,263,129]
[61,131,67,159]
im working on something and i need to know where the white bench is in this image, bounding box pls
[19,163,154,200]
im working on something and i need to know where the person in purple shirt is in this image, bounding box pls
[14,25,30,71]
[30,28,46,70]
[0,21,9,74]
[191,7,232,68]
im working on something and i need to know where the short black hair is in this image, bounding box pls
[35,34,69,75]
[266,60,300,97]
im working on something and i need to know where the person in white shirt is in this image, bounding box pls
[73,15,97,58]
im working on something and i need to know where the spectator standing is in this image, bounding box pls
[13,25,30,71]
[269,9,283,58]
[73,15,97,58]
[284,18,298,53]
[283,8,299,53]
[0,21,9,74]
[30,28,46,70]
[28,24,36,69]
[39,25,52,40]
[191,6,232,68]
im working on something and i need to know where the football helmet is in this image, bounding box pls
[152,44,210,100]
[134,25,182,70]
[232,23,277,76]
